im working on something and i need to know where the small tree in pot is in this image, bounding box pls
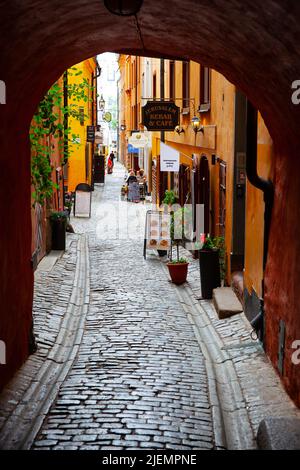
[167,208,189,285]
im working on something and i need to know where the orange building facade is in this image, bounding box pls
[118,54,274,350]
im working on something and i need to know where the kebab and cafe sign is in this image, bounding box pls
[142,101,180,131]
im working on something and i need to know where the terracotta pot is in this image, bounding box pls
[167,262,189,285]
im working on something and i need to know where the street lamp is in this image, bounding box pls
[104,0,143,16]
[120,124,126,131]
[99,94,106,111]
[191,116,204,134]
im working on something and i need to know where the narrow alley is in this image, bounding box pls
[0,163,298,451]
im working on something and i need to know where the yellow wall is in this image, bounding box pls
[67,58,96,192]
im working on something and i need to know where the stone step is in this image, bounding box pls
[257,418,300,450]
[213,287,243,319]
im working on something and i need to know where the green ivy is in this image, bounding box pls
[30,67,95,206]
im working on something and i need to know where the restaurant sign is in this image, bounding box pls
[142,101,180,131]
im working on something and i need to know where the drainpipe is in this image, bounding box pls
[246,100,274,345]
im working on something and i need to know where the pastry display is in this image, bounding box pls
[150,230,158,237]
[150,219,158,227]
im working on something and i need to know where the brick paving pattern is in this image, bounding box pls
[32,164,214,450]
[1,162,299,451]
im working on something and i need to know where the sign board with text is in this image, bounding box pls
[87,125,95,143]
[142,101,180,131]
[128,132,149,148]
[160,142,180,172]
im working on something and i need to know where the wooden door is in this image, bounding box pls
[93,155,105,183]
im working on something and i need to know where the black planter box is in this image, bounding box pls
[51,219,66,250]
[199,249,221,299]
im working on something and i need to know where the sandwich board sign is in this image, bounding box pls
[143,210,171,259]
[74,183,91,218]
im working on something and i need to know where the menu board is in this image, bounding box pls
[74,191,91,218]
[146,212,171,251]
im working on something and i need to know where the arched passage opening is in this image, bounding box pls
[0,0,300,406]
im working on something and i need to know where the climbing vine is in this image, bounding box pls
[30,67,95,206]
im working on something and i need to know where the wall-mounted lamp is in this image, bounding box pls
[211,154,220,165]
[120,124,126,131]
[104,0,143,16]
[99,94,105,111]
[174,125,185,135]
[191,116,204,134]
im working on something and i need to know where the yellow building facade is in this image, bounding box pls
[66,58,98,192]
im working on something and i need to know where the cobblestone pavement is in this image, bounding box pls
[0,162,299,450]
[31,164,215,450]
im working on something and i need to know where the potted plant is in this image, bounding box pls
[50,210,68,250]
[163,189,177,207]
[167,208,189,284]
[198,234,222,299]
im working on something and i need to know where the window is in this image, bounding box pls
[199,66,211,112]
[169,61,175,102]
[182,61,190,110]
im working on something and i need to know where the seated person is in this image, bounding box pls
[137,168,147,183]
[126,170,138,185]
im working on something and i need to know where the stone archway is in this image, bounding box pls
[0,0,300,405]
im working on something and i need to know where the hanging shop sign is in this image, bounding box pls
[160,142,180,172]
[103,111,112,123]
[142,101,180,131]
[128,132,149,148]
[87,125,95,142]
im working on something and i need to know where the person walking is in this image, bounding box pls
[107,155,113,174]
[109,151,115,169]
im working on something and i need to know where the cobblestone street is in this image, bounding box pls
[0,163,299,451]
[31,164,214,451]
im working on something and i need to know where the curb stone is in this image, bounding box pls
[0,235,90,450]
